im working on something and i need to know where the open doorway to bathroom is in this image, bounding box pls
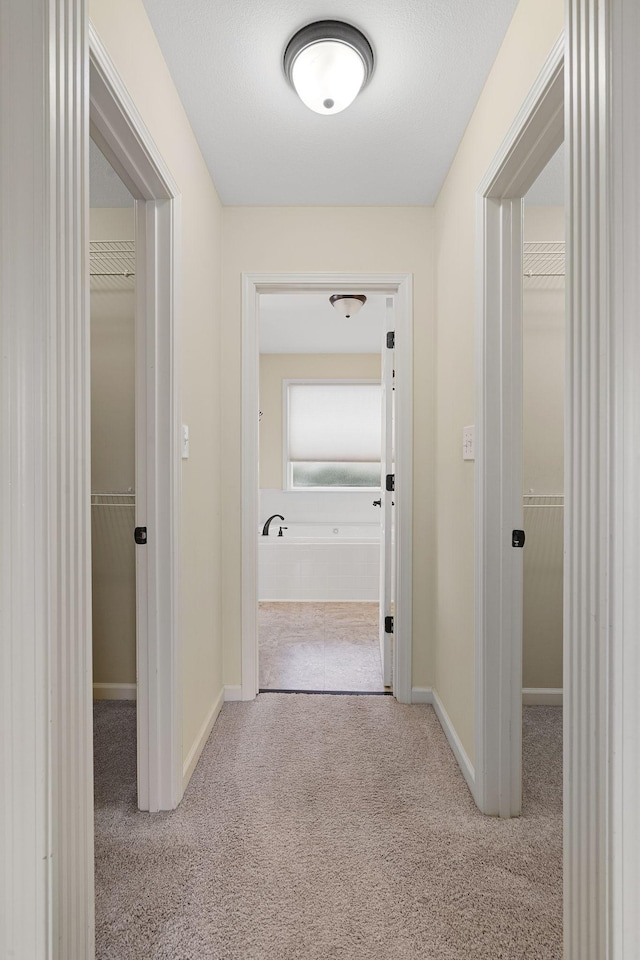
[257,292,392,693]
[89,139,139,809]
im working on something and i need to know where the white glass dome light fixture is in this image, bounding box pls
[329,294,367,319]
[284,21,374,115]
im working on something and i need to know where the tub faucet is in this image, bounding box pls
[262,514,284,536]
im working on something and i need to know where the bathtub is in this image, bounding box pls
[258,521,380,602]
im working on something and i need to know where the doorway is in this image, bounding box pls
[520,146,565,820]
[90,138,139,815]
[522,146,565,713]
[241,274,413,704]
[90,138,137,707]
[256,293,393,693]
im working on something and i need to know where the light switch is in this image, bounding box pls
[462,425,475,461]
[182,424,190,459]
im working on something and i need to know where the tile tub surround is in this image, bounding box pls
[259,602,385,692]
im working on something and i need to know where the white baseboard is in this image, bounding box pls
[411,686,433,704]
[224,685,243,702]
[182,687,225,791]
[93,682,136,701]
[431,689,476,801]
[522,687,563,705]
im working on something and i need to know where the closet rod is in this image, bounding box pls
[522,503,564,508]
[524,272,564,278]
[90,271,135,278]
[91,503,135,508]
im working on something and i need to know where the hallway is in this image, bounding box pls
[94,698,562,959]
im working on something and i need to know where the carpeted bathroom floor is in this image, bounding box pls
[94,698,562,960]
[259,601,385,691]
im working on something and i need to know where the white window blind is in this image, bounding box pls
[288,382,381,462]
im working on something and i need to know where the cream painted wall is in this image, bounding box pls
[222,207,435,691]
[434,0,564,761]
[522,205,565,689]
[90,0,224,771]
[260,354,381,489]
[90,207,136,689]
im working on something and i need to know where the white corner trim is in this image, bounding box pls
[2,2,93,956]
[224,685,243,702]
[93,683,137,701]
[411,686,434,704]
[609,0,640,947]
[432,690,477,802]
[565,1,640,955]
[182,687,225,791]
[522,687,563,706]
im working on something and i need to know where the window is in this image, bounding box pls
[285,380,381,489]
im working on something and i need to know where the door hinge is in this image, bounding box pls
[512,529,525,548]
[386,331,395,349]
[134,526,147,545]
[385,615,394,634]
[386,473,395,492]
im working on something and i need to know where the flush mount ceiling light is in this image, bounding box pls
[284,21,374,115]
[329,294,367,319]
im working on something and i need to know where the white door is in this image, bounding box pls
[379,298,395,687]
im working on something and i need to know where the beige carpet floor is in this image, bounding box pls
[259,602,385,691]
[94,697,562,960]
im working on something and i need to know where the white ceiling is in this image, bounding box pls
[90,139,134,207]
[141,0,520,206]
[260,293,385,353]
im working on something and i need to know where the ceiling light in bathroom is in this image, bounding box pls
[329,294,367,319]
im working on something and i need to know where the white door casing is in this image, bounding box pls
[565,0,640,955]
[242,274,413,703]
[474,35,564,818]
[89,27,183,813]
[1,2,93,957]
[378,298,394,687]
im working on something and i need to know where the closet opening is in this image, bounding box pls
[90,138,139,809]
[521,144,565,815]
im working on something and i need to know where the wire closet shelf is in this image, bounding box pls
[523,240,565,282]
[91,492,136,508]
[90,240,135,286]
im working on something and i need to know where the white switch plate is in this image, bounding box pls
[462,425,475,461]
[181,424,190,459]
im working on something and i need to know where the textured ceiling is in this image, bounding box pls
[89,139,134,207]
[141,0,520,206]
[260,294,385,354]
